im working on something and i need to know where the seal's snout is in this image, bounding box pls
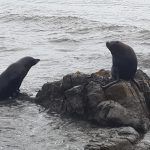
[35,59,40,62]
[35,59,40,64]
[106,41,110,48]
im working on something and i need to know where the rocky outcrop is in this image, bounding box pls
[35,69,150,150]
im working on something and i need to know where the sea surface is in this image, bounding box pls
[0,0,150,149]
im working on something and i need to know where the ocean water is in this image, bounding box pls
[0,0,150,149]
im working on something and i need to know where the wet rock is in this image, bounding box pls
[94,100,149,133]
[85,127,139,150]
[85,139,132,150]
[91,69,111,86]
[104,81,150,133]
[86,81,105,120]
[104,81,149,115]
[135,69,150,82]
[61,71,91,90]
[35,69,150,132]
[135,131,150,150]
[35,69,150,150]
[35,80,63,113]
[94,69,111,78]
[62,85,86,116]
[95,100,128,126]
[35,70,150,150]
[135,69,150,111]
[118,127,140,143]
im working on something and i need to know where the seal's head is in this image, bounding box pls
[17,56,40,69]
[106,41,130,56]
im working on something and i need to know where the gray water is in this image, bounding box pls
[0,0,150,149]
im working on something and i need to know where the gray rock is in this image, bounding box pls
[35,80,63,112]
[135,69,150,111]
[85,127,139,150]
[104,81,150,132]
[62,71,91,90]
[94,100,149,133]
[63,85,86,116]
[135,130,150,150]
[86,81,105,120]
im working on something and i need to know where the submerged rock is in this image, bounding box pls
[35,69,150,150]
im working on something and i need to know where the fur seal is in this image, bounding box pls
[0,56,40,100]
[103,41,138,89]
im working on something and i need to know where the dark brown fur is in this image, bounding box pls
[0,57,40,100]
[103,41,138,89]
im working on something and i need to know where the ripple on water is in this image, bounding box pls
[0,100,93,150]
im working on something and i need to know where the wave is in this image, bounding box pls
[1,13,150,43]
[0,14,90,23]
[0,13,149,31]
[48,36,79,43]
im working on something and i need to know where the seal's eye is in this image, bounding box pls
[116,41,119,44]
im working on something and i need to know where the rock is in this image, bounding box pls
[104,81,150,132]
[94,100,149,133]
[135,69,150,111]
[84,127,139,150]
[86,81,105,120]
[94,69,111,78]
[135,69,150,82]
[35,81,63,113]
[35,70,150,132]
[35,69,150,150]
[90,70,111,86]
[105,81,145,111]
[62,85,86,116]
[118,127,140,143]
[135,130,150,150]
[61,71,91,91]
